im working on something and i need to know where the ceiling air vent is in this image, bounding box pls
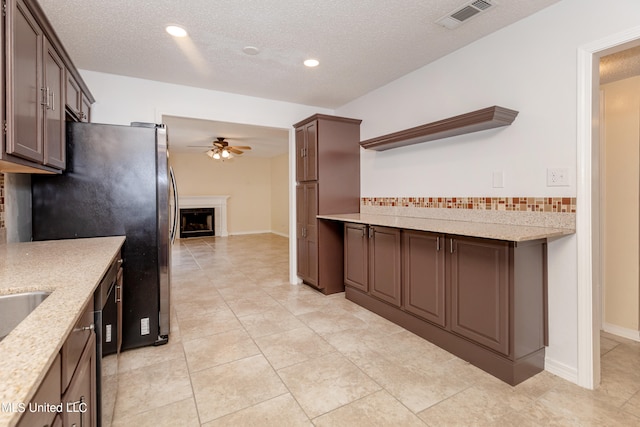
[436,0,495,30]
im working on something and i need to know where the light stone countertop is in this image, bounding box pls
[317,213,574,242]
[0,236,125,427]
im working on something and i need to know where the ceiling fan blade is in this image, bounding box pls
[228,147,244,155]
[213,142,225,148]
[231,146,252,150]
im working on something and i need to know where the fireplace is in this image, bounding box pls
[177,195,229,238]
[180,208,215,238]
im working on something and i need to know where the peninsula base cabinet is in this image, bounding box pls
[18,297,97,427]
[344,224,547,386]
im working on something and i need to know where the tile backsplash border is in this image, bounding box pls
[361,197,576,230]
[0,174,5,244]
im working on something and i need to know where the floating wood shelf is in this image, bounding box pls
[359,106,519,151]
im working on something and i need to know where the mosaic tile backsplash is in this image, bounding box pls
[362,197,577,213]
[0,173,4,229]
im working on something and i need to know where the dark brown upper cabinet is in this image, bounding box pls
[66,70,91,122]
[360,106,518,151]
[295,120,317,182]
[1,0,94,174]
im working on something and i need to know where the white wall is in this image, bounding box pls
[80,70,331,129]
[271,153,290,237]
[170,153,274,235]
[601,76,640,334]
[336,0,640,383]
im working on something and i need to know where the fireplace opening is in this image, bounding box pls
[180,208,215,238]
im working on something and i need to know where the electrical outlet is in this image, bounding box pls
[106,324,112,342]
[141,317,150,335]
[547,168,569,187]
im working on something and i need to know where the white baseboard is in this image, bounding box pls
[227,230,290,237]
[228,230,273,236]
[545,357,578,384]
[602,323,640,342]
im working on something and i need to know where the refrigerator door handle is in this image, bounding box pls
[170,166,179,244]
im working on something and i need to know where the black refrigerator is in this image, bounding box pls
[31,121,178,350]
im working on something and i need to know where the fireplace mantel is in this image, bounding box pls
[177,195,230,237]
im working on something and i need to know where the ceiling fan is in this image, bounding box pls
[190,137,252,160]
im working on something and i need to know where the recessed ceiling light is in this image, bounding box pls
[243,46,260,55]
[166,25,188,38]
[304,59,319,67]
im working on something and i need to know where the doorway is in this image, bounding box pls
[600,52,640,340]
[577,26,640,390]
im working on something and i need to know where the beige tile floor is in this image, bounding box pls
[109,234,640,426]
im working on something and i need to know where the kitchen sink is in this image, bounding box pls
[0,291,51,342]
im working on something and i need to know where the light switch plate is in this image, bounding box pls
[547,168,570,186]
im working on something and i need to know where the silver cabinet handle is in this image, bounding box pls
[75,324,95,332]
[450,238,454,254]
[41,87,49,107]
[436,236,440,251]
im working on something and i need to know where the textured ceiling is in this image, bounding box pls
[38,0,561,109]
[600,45,640,85]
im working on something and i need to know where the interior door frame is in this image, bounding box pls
[576,25,640,389]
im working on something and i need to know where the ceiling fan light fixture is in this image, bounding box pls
[212,151,221,160]
[221,149,230,158]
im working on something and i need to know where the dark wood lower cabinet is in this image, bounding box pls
[296,183,318,287]
[344,224,401,305]
[449,236,509,355]
[343,223,547,386]
[344,223,368,291]
[402,230,446,327]
[369,226,401,307]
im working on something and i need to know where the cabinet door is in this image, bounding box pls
[62,333,96,427]
[449,236,510,355]
[16,354,60,427]
[344,223,368,291]
[402,231,446,327]
[296,183,318,286]
[294,121,318,182]
[369,226,401,306]
[304,121,317,181]
[43,37,65,168]
[65,70,81,118]
[6,0,44,163]
[80,92,91,122]
[295,127,305,182]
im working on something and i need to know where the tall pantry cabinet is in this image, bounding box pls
[294,114,361,294]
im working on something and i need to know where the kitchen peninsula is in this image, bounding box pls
[0,236,125,427]
[319,212,574,385]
